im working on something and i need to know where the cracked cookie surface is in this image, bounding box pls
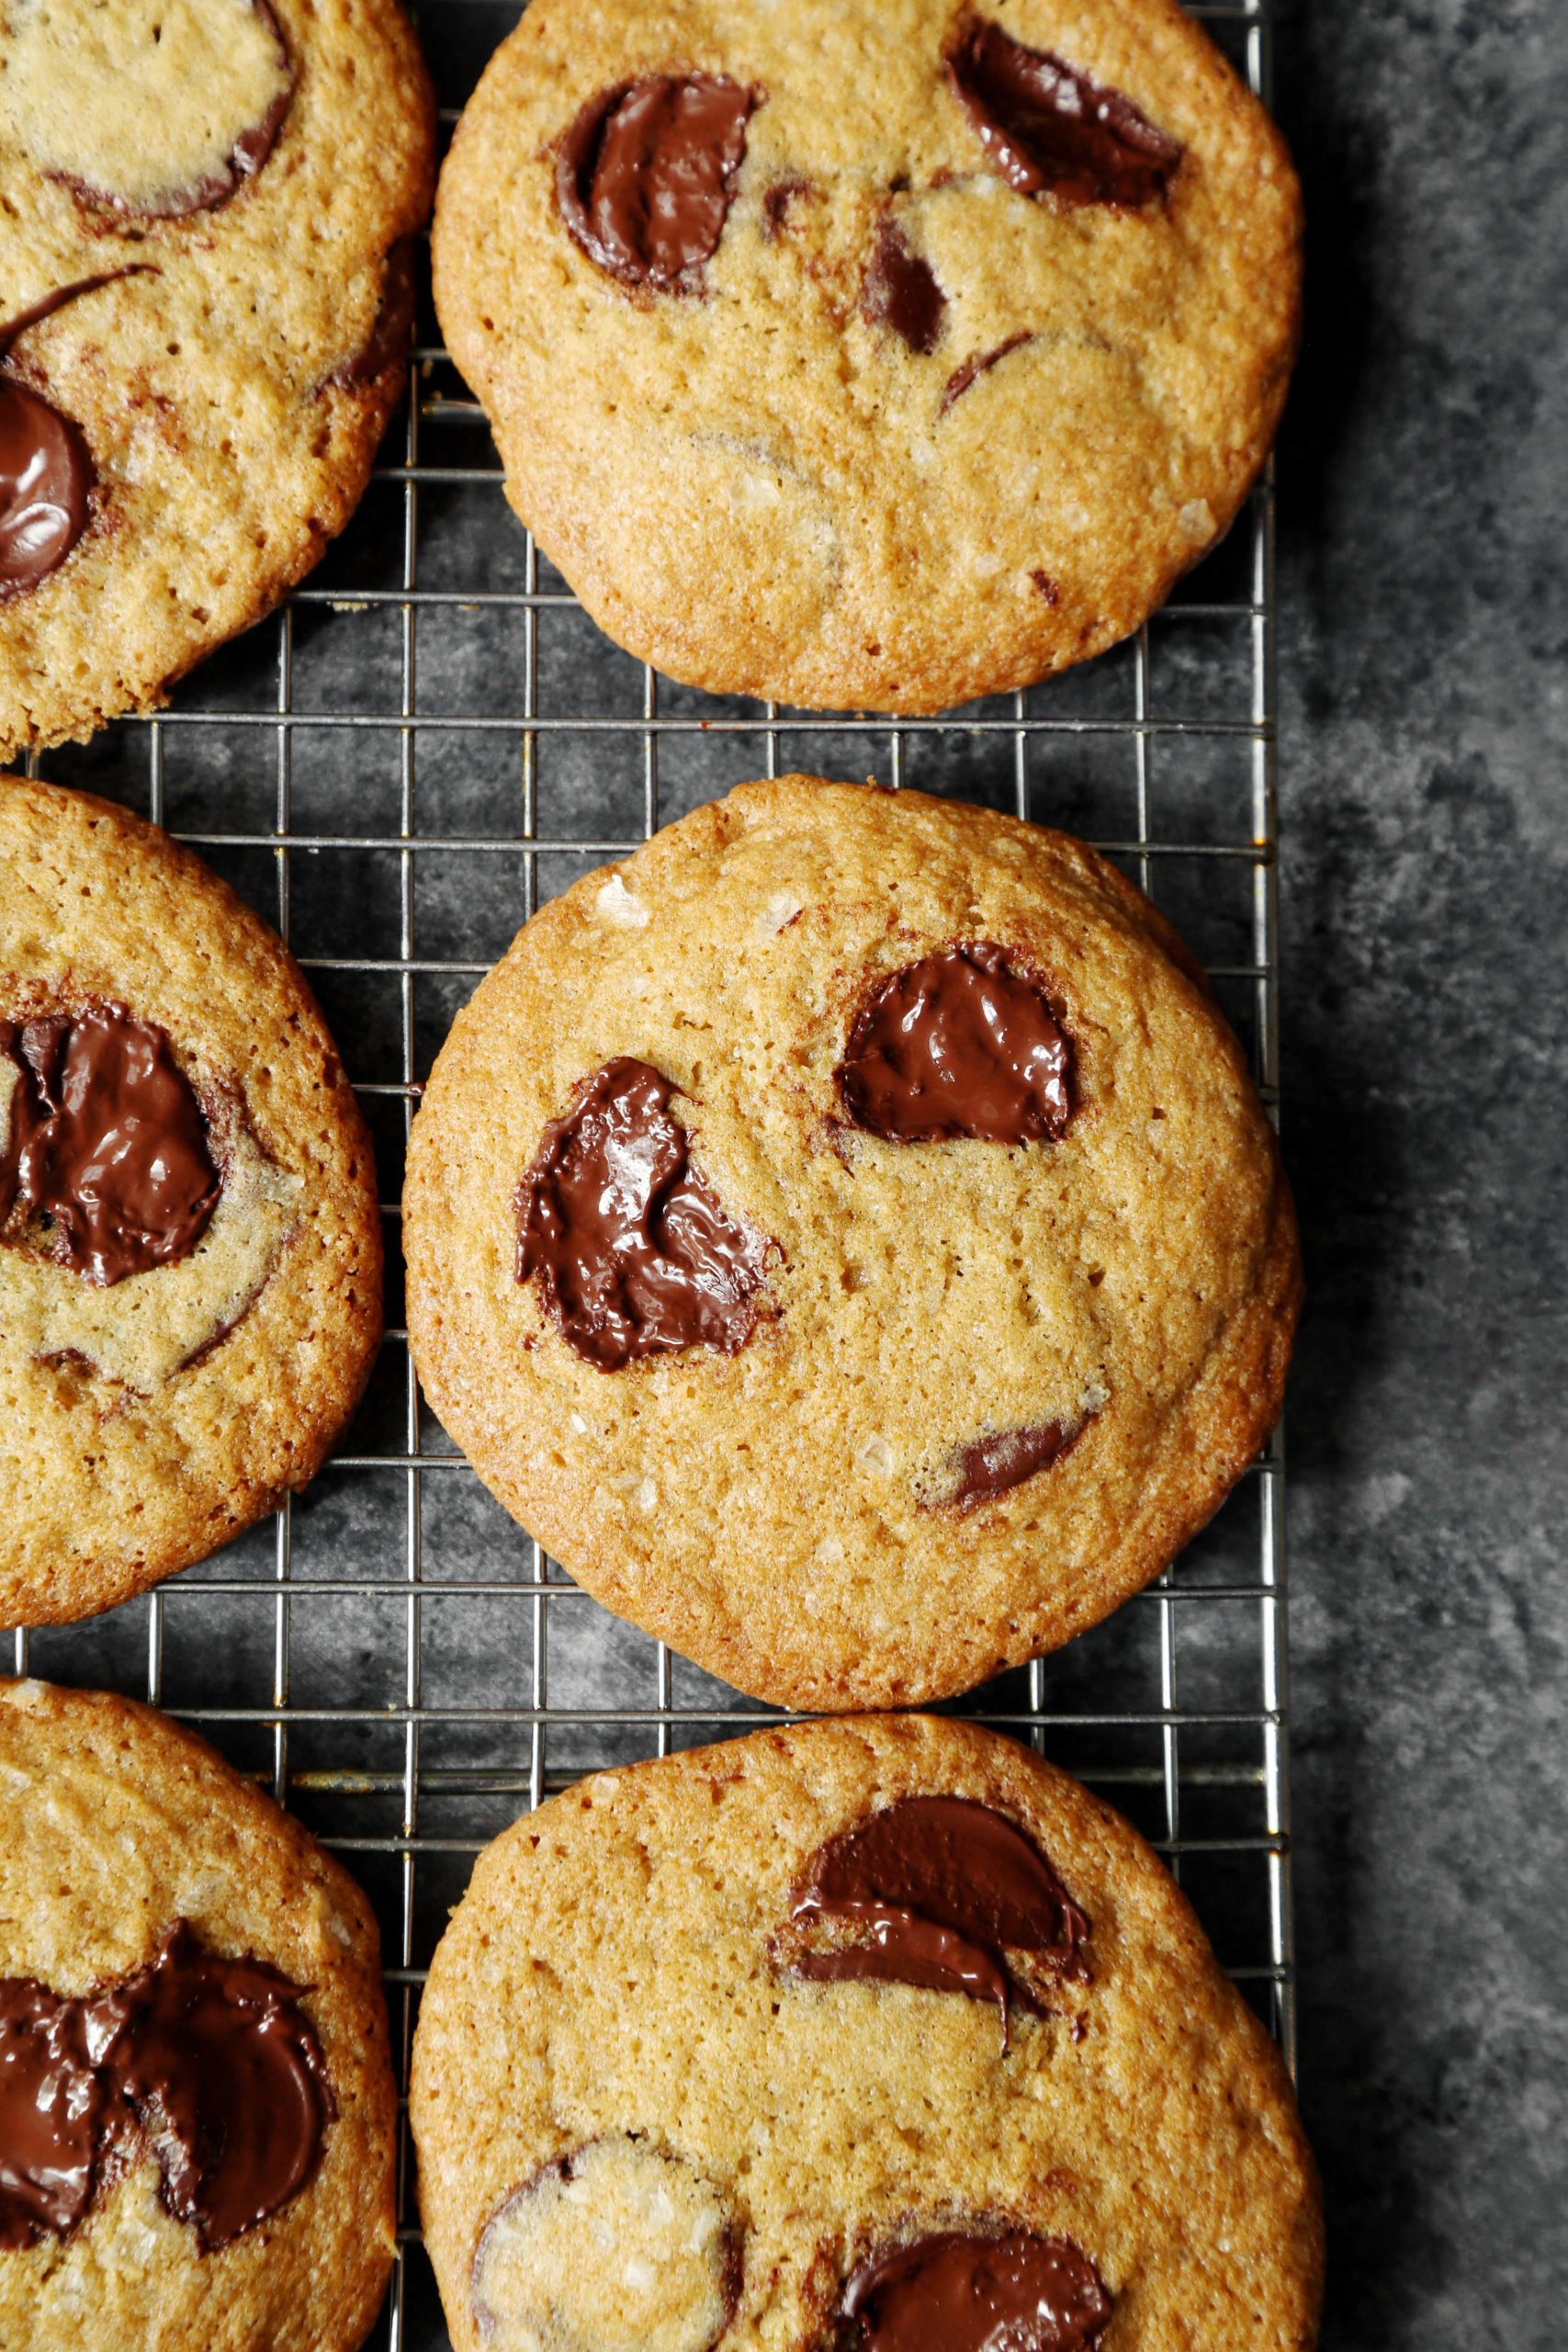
[433,0,1300,713]
[402,777,1299,1711]
[410,1716,1322,2352]
[0,0,434,762]
[0,777,382,1624]
[0,1675,397,2352]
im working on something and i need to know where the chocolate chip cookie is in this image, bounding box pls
[1,776,382,1625]
[0,0,435,763]
[402,777,1299,1712]
[411,1715,1323,2352]
[0,1674,397,2351]
[433,0,1301,713]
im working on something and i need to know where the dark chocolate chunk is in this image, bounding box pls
[330,239,418,391]
[556,74,759,289]
[62,0,293,218]
[0,379,92,600]
[0,1921,331,2255]
[761,176,812,240]
[840,2228,1112,2352]
[941,329,1032,412]
[0,271,154,600]
[836,944,1074,1146]
[863,217,947,356]
[951,1418,1084,1510]
[0,1980,107,2250]
[947,16,1182,209]
[516,1057,771,1371]
[90,1921,332,2251]
[789,1794,1089,2042]
[0,1004,221,1285]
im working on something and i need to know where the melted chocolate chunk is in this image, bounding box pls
[0,1982,107,2250]
[557,75,759,289]
[863,218,947,355]
[840,2228,1112,2352]
[0,1922,330,2255]
[0,379,92,598]
[947,17,1182,209]
[0,271,153,599]
[517,1057,771,1371]
[941,330,1032,413]
[0,276,152,355]
[224,1,295,190]
[836,944,1074,1146]
[791,1795,1089,2043]
[331,239,418,390]
[93,1922,332,2250]
[761,176,812,240]
[952,1418,1083,1510]
[64,0,293,219]
[0,1004,221,1285]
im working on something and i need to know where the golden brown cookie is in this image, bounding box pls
[0,1674,398,2352]
[402,777,1299,1712]
[0,0,435,763]
[411,1715,1323,2352]
[432,0,1301,714]
[0,776,382,1625]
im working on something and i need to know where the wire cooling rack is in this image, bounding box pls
[5,5,1294,2343]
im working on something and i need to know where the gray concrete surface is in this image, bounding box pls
[1274,1,1568,2341]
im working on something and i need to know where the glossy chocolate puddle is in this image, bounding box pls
[0,1920,332,2253]
[836,944,1075,1147]
[838,2226,1113,2352]
[0,1003,221,1284]
[947,14,1182,209]
[946,1415,1089,1512]
[783,1794,1090,2047]
[0,275,152,600]
[557,74,760,290]
[517,1057,773,1370]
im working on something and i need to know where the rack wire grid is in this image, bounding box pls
[4,3,1295,2343]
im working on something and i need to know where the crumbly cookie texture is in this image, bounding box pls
[0,1676,398,2352]
[0,777,383,1624]
[0,0,434,763]
[403,778,1299,1712]
[411,1716,1323,2352]
[433,0,1301,713]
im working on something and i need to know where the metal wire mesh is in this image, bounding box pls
[5,4,1294,2342]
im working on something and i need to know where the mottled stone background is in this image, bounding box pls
[1274,0,1567,2341]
